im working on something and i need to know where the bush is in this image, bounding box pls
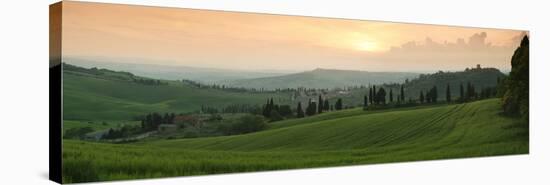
[63,127,94,139]
[269,110,283,122]
[278,105,293,117]
[218,115,266,135]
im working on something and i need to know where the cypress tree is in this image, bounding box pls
[318,95,323,114]
[369,88,373,104]
[305,101,316,116]
[262,99,271,118]
[323,99,329,111]
[433,86,438,103]
[466,82,472,101]
[364,95,368,108]
[420,90,424,103]
[400,85,405,102]
[377,87,386,105]
[460,83,464,102]
[335,98,343,110]
[397,94,401,104]
[373,85,377,104]
[297,102,304,118]
[432,86,437,103]
[389,89,394,103]
[446,83,451,103]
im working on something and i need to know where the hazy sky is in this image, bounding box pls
[62,1,527,72]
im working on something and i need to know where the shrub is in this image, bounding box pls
[63,127,94,139]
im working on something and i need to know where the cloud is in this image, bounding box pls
[510,31,529,44]
[387,32,511,53]
[361,32,523,72]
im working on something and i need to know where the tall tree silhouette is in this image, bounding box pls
[317,95,323,114]
[296,102,304,118]
[376,87,387,105]
[400,85,405,102]
[502,35,529,120]
[460,83,464,102]
[420,90,425,103]
[446,83,451,103]
[389,89,394,103]
[335,98,343,110]
[369,87,373,104]
[363,95,368,109]
[373,85,377,104]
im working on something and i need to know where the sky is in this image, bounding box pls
[61,1,527,72]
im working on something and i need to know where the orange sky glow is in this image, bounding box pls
[61,1,527,72]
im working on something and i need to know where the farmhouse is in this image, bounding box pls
[173,115,203,127]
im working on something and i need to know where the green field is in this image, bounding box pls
[62,99,528,183]
[63,69,291,121]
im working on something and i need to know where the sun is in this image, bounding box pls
[355,41,380,52]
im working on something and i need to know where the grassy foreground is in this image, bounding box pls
[62,99,528,183]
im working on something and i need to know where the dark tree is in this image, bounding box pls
[389,89,394,103]
[278,105,292,117]
[262,99,271,117]
[466,82,475,101]
[502,36,529,120]
[376,87,387,105]
[306,100,317,116]
[163,113,170,124]
[460,83,464,101]
[269,110,283,122]
[397,94,401,104]
[446,83,451,103]
[335,98,343,110]
[318,95,323,114]
[369,88,373,104]
[432,86,438,103]
[363,95,368,109]
[420,90,425,103]
[296,102,305,118]
[400,85,405,102]
[323,99,329,111]
[373,85,377,104]
[425,86,438,103]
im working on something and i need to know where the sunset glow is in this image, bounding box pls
[354,41,380,52]
[61,1,527,72]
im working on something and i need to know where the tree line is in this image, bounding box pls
[103,112,177,139]
[259,95,346,121]
[362,80,499,111]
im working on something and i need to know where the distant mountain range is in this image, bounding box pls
[64,57,504,92]
[63,58,287,83]
[219,68,420,90]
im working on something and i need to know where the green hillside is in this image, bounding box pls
[221,68,419,90]
[401,67,506,100]
[62,64,291,121]
[62,99,528,183]
[333,67,506,107]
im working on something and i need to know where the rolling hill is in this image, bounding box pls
[62,99,528,183]
[62,63,507,121]
[400,67,506,100]
[64,57,288,82]
[220,68,419,90]
[62,63,291,121]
